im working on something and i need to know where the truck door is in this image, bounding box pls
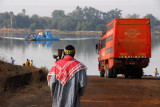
[116,23,150,59]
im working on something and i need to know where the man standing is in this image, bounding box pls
[26,59,29,66]
[30,60,33,66]
[154,68,158,76]
[10,57,15,64]
[47,45,87,107]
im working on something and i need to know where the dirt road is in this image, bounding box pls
[1,76,160,107]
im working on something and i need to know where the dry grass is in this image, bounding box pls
[31,67,48,84]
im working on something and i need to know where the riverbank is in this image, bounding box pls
[0,28,101,36]
[0,26,160,37]
[1,76,160,107]
[1,27,160,38]
[0,60,48,96]
[152,26,160,35]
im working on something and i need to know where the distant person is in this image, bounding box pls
[10,57,15,64]
[26,59,29,66]
[47,45,87,107]
[23,63,25,66]
[28,60,30,66]
[154,68,158,76]
[30,60,33,66]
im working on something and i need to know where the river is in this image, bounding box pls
[0,34,160,76]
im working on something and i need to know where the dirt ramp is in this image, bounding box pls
[0,60,48,95]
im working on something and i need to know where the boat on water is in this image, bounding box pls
[25,31,59,41]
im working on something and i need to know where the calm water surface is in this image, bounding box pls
[0,34,160,76]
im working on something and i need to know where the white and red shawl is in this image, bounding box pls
[47,55,87,86]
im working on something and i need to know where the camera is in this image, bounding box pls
[53,49,64,61]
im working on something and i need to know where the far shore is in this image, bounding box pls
[0,27,160,37]
[0,28,102,36]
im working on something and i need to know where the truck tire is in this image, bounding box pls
[112,68,117,78]
[125,67,135,78]
[126,68,142,79]
[100,70,105,77]
[124,73,129,78]
[134,68,143,78]
[105,64,113,78]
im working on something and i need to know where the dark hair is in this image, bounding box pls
[65,45,75,50]
[64,45,75,57]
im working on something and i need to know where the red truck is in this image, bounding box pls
[96,18,151,78]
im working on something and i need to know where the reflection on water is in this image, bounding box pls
[0,35,99,75]
[24,40,59,48]
[0,34,160,76]
[143,36,160,76]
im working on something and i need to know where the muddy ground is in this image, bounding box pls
[1,76,160,107]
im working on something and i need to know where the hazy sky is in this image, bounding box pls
[0,0,160,18]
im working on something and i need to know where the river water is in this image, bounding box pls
[0,34,160,76]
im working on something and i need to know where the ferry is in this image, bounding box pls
[25,31,59,41]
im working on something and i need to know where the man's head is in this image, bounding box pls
[64,45,75,57]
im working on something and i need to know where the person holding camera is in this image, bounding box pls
[47,45,87,107]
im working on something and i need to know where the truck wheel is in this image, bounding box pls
[100,70,105,77]
[112,68,117,78]
[134,69,143,78]
[105,64,113,78]
[124,71,129,78]
[125,68,133,78]
[125,74,129,78]
[127,68,142,79]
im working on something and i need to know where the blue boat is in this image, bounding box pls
[25,31,59,41]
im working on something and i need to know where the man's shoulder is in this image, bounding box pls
[56,58,64,62]
[55,58,66,65]
[55,57,85,66]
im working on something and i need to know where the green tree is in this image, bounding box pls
[58,17,77,31]
[83,7,101,21]
[14,14,31,28]
[104,8,122,24]
[96,24,106,31]
[2,7,160,31]
[51,10,66,29]
[69,7,122,31]
[68,6,84,20]
[76,22,82,30]
[44,17,53,29]
[0,12,11,28]
[125,13,140,18]
[30,14,40,29]
[29,23,36,32]
[144,14,160,28]
[52,10,65,19]
[39,17,48,29]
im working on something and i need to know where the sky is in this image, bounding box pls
[0,0,160,19]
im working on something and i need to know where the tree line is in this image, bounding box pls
[0,6,160,31]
